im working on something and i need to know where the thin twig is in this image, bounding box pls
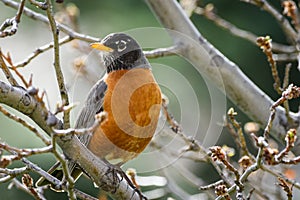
[242,0,297,40]
[22,174,46,200]
[53,111,107,137]
[9,178,46,200]
[1,51,33,87]
[276,129,297,162]
[15,0,25,23]
[22,158,62,187]
[273,53,298,61]
[257,36,282,94]
[263,108,276,138]
[216,85,300,199]
[45,0,70,129]
[144,45,179,58]
[1,143,46,156]
[209,146,242,196]
[0,142,53,160]
[51,135,76,199]
[283,64,292,123]
[14,36,73,68]
[216,141,264,200]
[194,5,296,53]
[28,0,48,10]
[74,188,98,200]
[200,180,225,190]
[283,64,291,89]
[0,0,25,37]
[0,167,29,179]
[0,105,50,145]
[1,0,100,42]
[261,165,300,190]
[0,50,19,86]
[282,0,300,32]
[277,177,293,200]
[161,97,182,133]
[227,108,250,157]
[161,99,231,186]
[265,84,300,137]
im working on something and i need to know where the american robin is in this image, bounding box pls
[36,33,162,187]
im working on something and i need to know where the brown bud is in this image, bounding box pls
[238,155,252,169]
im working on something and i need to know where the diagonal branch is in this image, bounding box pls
[194,6,297,53]
[146,0,300,153]
[14,36,73,68]
[1,0,100,43]
[242,0,298,41]
[0,81,144,200]
[0,50,19,86]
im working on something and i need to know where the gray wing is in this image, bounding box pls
[75,79,108,146]
[36,79,108,186]
[67,79,107,177]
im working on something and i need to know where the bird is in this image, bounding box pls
[36,33,162,188]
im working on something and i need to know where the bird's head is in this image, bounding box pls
[91,33,148,73]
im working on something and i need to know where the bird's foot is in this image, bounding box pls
[105,163,147,200]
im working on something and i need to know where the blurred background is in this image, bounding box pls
[0,0,300,199]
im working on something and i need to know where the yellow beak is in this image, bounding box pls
[90,42,114,52]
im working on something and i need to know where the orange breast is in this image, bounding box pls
[87,68,161,164]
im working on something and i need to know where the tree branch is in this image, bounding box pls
[45,0,70,129]
[194,5,297,53]
[144,45,179,59]
[242,0,298,41]
[0,0,25,37]
[0,50,19,86]
[146,0,300,153]
[0,81,144,200]
[0,0,100,43]
[14,35,73,68]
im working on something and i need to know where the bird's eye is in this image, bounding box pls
[117,40,127,52]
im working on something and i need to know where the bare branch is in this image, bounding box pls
[277,177,293,200]
[0,81,146,200]
[282,1,299,30]
[14,36,73,68]
[261,165,300,190]
[283,64,292,89]
[21,174,46,200]
[256,36,282,94]
[51,135,76,199]
[22,158,62,187]
[1,0,300,199]
[28,0,48,10]
[9,178,46,200]
[44,0,70,129]
[144,45,179,59]
[0,105,50,145]
[0,142,53,158]
[0,0,25,37]
[73,189,98,200]
[274,53,298,61]
[1,0,100,43]
[194,5,296,53]
[227,108,250,157]
[0,50,19,86]
[0,167,29,180]
[146,0,300,154]
[242,0,297,41]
